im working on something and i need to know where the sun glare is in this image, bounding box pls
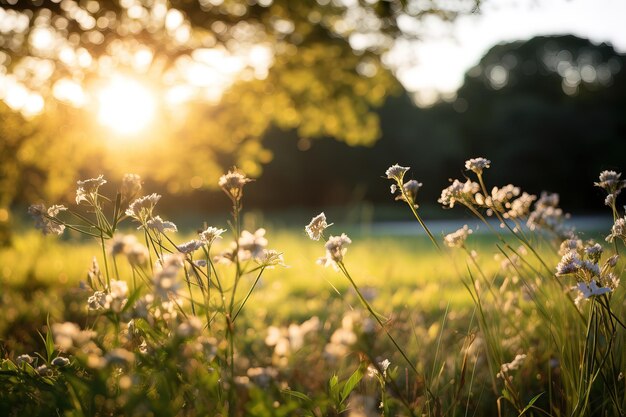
[97,76,157,135]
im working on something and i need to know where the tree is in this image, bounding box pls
[0,0,481,205]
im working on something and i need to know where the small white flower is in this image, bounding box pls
[305,212,332,241]
[238,228,268,260]
[121,173,142,200]
[177,239,204,254]
[556,251,582,276]
[219,168,252,202]
[443,225,472,248]
[76,175,107,204]
[576,280,612,299]
[126,193,161,222]
[199,226,226,245]
[28,204,67,236]
[497,354,526,378]
[385,164,410,182]
[146,216,178,234]
[323,234,352,265]
[465,157,491,175]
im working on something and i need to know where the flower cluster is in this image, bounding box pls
[87,279,129,312]
[305,212,332,241]
[265,317,320,367]
[109,234,149,266]
[595,170,626,206]
[219,168,252,203]
[465,157,491,175]
[526,192,571,238]
[438,179,480,208]
[555,237,619,303]
[75,175,107,205]
[317,233,352,269]
[385,165,422,207]
[606,216,626,243]
[126,193,162,224]
[443,225,473,248]
[28,203,67,236]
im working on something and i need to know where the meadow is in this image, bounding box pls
[1,160,625,417]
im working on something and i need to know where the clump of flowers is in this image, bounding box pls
[438,179,480,208]
[443,225,473,248]
[27,203,67,236]
[526,192,571,238]
[125,193,161,225]
[606,216,626,243]
[555,237,619,304]
[75,175,107,205]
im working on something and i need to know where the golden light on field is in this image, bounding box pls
[96,76,157,135]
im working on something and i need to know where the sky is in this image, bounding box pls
[392,0,626,105]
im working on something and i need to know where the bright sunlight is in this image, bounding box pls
[96,76,157,135]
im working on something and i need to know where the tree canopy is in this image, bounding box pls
[0,0,481,203]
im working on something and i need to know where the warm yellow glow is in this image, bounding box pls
[97,76,157,135]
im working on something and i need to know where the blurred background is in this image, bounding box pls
[1,0,625,243]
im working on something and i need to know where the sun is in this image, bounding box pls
[97,76,157,135]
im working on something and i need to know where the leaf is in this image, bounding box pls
[329,374,340,402]
[517,392,544,417]
[282,389,312,403]
[340,366,364,403]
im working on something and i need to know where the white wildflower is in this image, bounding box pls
[52,322,97,352]
[153,254,184,299]
[595,170,625,194]
[305,212,332,241]
[385,164,410,182]
[121,173,142,200]
[219,168,252,202]
[76,175,107,204]
[177,239,204,254]
[392,180,423,206]
[506,192,536,219]
[443,225,472,248]
[584,243,603,263]
[238,228,268,260]
[146,216,178,233]
[323,233,352,264]
[438,179,479,208]
[558,238,583,256]
[576,280,612,299]
[606,217,626,243]
[28,203,67,236]
[556,251,582,276]
[465,157,491,175]
[497,354,526,378]
[258,249,285,268]
[125,193,161,222]
[199,226,226,245]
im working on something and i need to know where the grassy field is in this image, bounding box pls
[3,165,625,416]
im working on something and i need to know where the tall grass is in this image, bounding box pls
[1,160,625,416]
